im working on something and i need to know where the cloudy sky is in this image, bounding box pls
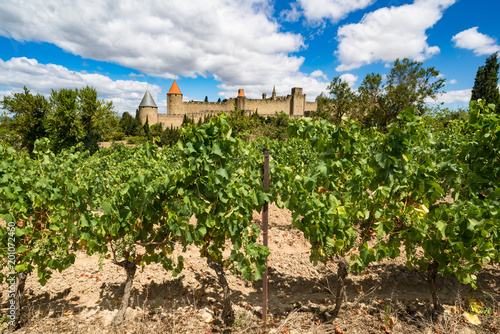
[0,0,499,114]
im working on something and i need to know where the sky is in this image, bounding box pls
[0,0,499,115]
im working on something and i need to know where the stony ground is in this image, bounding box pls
[1,204,499,333]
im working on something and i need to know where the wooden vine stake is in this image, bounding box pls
[262,150,269,322]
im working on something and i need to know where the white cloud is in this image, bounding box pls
[427,89,471,104]
[0,57,161,113]
[0,0,307,89]
[311,70,328,80]
[448,79,457,85]
[452,27,500,56]
[339,73,358,87]
[335,0,456,71]
[281,3,302,23]
[297,0,375,23]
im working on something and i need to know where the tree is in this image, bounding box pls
[47,86,115,153]
[355,58,445,128]
[134,109,144,136]
[314,76,357,125]
[160,125,180,147]
[143,116,151,141]
[150,123,163,137]
[471,52,500,108]
[1,87,49,152]
[204,96,209,102]
[47,88,81,152]
[78,86,115,153]
[358,73,385,127]
[119,112,138,136]
[384,58,445,123]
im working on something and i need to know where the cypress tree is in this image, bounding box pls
[471,52,500,108]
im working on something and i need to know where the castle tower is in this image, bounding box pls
[138,89,158,125]
[236,89,246,111]
[167,80,183,115]
[290,87,305,116]
[272,85,276,100]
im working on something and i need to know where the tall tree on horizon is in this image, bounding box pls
[471,52,500,109]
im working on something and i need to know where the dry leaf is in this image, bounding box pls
[335,326,344,334]
[463,312,481,326]
[468,298,483,313]
[388,316,396,327]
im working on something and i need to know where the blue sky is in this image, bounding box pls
[0,0,499,114]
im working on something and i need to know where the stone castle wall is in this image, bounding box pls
[140,85,318,129]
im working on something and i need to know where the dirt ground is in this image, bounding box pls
[1,204,499,333]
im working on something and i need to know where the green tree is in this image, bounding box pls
[143,116,151,141]
[47,86,115,153]
[471,52,500,108]
[182,114,194,127]
[47,88,80,152]
[119,112,138,136]
[134,109,144,136]
[204,96,209,102]
[384,58,444,120]
[1,87,49,152]
[314,76,357,125]
[160,125,180,147]
[356,58,445,128]
[357,73,384,127]
[78,86,114,152]
[150,123,163,137]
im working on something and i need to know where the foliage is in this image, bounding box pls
[423,106,469,131]
[0,139,85,285]
[176,115,269,280]
[150,123,163,137]
[47,86,115,154]
[471,52,500,108]
[160,125,181,147]
[0,87,49,152]
[126,136,148,145]
[134,110,144,136]
[320,58,445,129]
[143,117,151,141]
[104,131,125,142]
[313,76,357,125]
[1,86,115,154]
[119,112,140,136]
[1,106,498,326]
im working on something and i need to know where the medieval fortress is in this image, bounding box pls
[138,81,318,128]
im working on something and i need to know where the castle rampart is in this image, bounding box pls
[138,81,318,128]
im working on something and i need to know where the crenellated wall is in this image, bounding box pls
[139,85,318,129]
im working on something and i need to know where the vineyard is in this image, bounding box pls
[0,101,499,333]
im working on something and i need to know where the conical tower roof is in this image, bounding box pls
[139,90,158,108]
[167,80,182,95]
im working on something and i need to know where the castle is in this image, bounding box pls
[138,81,318,128]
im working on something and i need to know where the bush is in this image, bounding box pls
[160,126,181,147]
[150,123,163,137]
[103,131,125,141]
[126,136,148,145]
